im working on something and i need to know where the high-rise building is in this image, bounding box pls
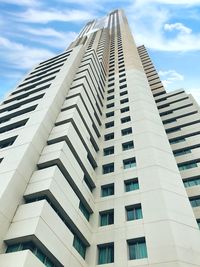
[0,8,200,267]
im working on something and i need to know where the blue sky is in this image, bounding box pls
[0,0,200,102]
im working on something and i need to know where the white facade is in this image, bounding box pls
[0,9,200,267]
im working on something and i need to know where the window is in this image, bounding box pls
[126,204,143,221]
[106,111,114,118]
[178,162,198,171]
[119,64,125,69]
[119,68,125,73]
[108,77,114,82]
[98,243,114,264]
[107,95,114,101]
[121,107,129,113]
[122,141,134,151]
[119,84,127,90]
[106,103,114,109]
[125,178,139,192]
[103,163,114,174]
[190,196,200,207]
[100,210,114,226]
[121,116,131,124]
[197,219,200,229]
[105,121,114,129]
[73,235,86,259]
[101,184,114,197]
[166,127,181,133]
[109,72,114,77]
[120,90,128,96]
[123,158,136,169]
[128,238,148,260]
[169,137,185,144]
[119,73,126,78]
[79,201,90,221]
[104,133,114,141]
[119,78,126,83]
[0,136,17,149]
[108,83,114,88]
[120,98,129,104]
[173,149,191,157]
[122,127,132,136]
[184,177,200,188]
[104,146,114,156]
[107,89,114,94]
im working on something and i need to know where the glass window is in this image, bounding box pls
[100,210,114,226]
[101,184,114,197]
[119,78,126,83]
[121,127,132,136]
[120,91,128,96]
[123,158,136,169]
[104,133,114,141]
[184,177,200,188]
[122,141,134,151]
[107,95,114,101]
[106,111,114,118]
[98,243,114,264]
[104,146,114,156]
[103,163,114,174]
[178,162,198,171]
[121,116,131,124]
[120,98,129,104]
[107,89,114,94]
[128,238,148,260]
[169,138,185,144]
[106,103,114,108]
[126,204,143,221]
[190,197,200,207]
[125,178,139,192]
[174,149,191,157]
[119,84,127,90]
[73,235,86,259]
[197,219,200,229]
[79,201,90,221]
[121,107,129,113]
[105,121,114,128]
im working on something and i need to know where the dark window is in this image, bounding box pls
[119,78,126,83]
[128,238,148,260]
[108,77,114,82]
[79,201,90,221]
[104,146,114,156]
[120,98,129,104]
[101,184,114,197]
[122,141,134,151]
[178,162,198,171]
[121,127,132,136]
[108,83,114,88]
[119,73,126,78]
[120,90,128,96]
[121,116,131,124]
[98,243,114,264]
[173,149,191,157]
[106,111,114,118]
[123,158,136,169]
[108,89,114,94]
[100,210,114,226]
[103,163,114,174]
[105,121,114,129]
[125,178,139,192]
[119,68,125,73]
[73,235,86,259]
[184,177,200,188]
[104,133,114,141]
[107,95,114,101]
[126,204,143,221]
[119,84,127,90]
[121,107,129,113]
[106,103,114,108]
[0,136,17,149]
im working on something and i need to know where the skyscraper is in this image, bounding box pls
[0,8,200,267]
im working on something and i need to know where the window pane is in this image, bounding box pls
[129,239,147,260]
[98,245,114,264]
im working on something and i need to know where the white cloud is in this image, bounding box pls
[164,22,192,34]
[12,8,94,23]
[0,0,39,6]
[0,37,55,69]
[158,70,184,87]
[135,0,200,5]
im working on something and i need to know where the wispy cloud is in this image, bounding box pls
[12,8,94,23]
[158,69,184,87]
[0,0,40,6]
[164,22,192,34]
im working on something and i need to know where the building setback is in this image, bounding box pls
[0,8,199,267]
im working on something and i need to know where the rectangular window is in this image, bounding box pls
[190,196,200,207]
[119,73,126,78]
[119,84,127,90]
[73,235,86,259]
[126,204,143,221]
[79,202,90,221]
[169,138,185,144]
[122,141,134,151]
[123,158,136,169]
[178,162,198,171]
[125,178,139,192]
[121,107,129,113]
[119,78,126,83]
[108,83,114,88]
[105,121,114,129]
[184,177,200,188]
[120,91,128,96]
[0,136,17,149]
[104,133,114,141]
[128,238,148,260]
[120,98,129,104]
[122,127,132,136]
[107,95,114,101]
[104,146,114,156]
[106,111,114,118]
[108,77,114,82]
[101,184,114,197]
[98,243,114,264]
[197,219,200,229]
[103,163,114,174]
[119,68,125,73]
[107,89,114,94]
[100,210,114,226]
[121,116,131,124]
[173,149,191,157]
[106,103,114,109]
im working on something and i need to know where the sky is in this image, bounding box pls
[0,0,200,102]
